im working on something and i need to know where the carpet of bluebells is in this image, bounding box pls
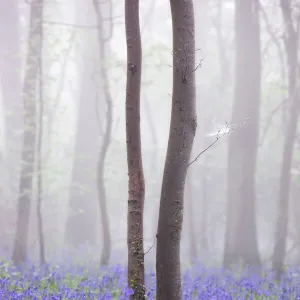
[1,260,300,299]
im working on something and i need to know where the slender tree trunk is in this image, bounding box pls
[272,0,299,279]
[223,0,261,268]
[0,0,22,204]
[156,1,196,299]
[12,0,44,265]
[125,0,145,298]
[93,0,113,266]
[36,16,47,268]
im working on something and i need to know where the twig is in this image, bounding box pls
[188,130,227,167]
[188,119,249,167]
[144,242,155,256]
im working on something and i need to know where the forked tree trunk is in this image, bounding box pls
[272,0,299,279]
[223,0,261,268]
[125,0,146,299]
[93,0,113,266]
[156,1,197,299]
[12,0,44,265]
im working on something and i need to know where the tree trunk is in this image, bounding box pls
[223,0,261,268]
[93,0,113,266]
[12,0,43,265]
[156,1,197,299]
[125,0,146,298]
[272,0,299,279]
[65,8,98,247]
[0,0,22,205]
[36,15,47,268]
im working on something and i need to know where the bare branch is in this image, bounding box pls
[188,129,227,167]
[188,119,249,167]
[144,242,155,256]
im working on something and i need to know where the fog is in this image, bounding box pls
[0,0,299,276]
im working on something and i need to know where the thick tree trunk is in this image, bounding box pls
[156,1,196,299]
[0,1,22,204]
[125,0,146,299]
[223,0,261,268]
[12,0,43,265]
[93,0,113,266]
[272,0,299,279]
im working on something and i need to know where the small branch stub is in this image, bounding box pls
[128,63,137,75]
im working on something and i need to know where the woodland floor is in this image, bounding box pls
[0,260,299,299]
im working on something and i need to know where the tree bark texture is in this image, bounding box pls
[156,1,197,299]
[223,0,261,268]
[125,0,146,299]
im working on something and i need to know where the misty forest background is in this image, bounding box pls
[0,0,300,280]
